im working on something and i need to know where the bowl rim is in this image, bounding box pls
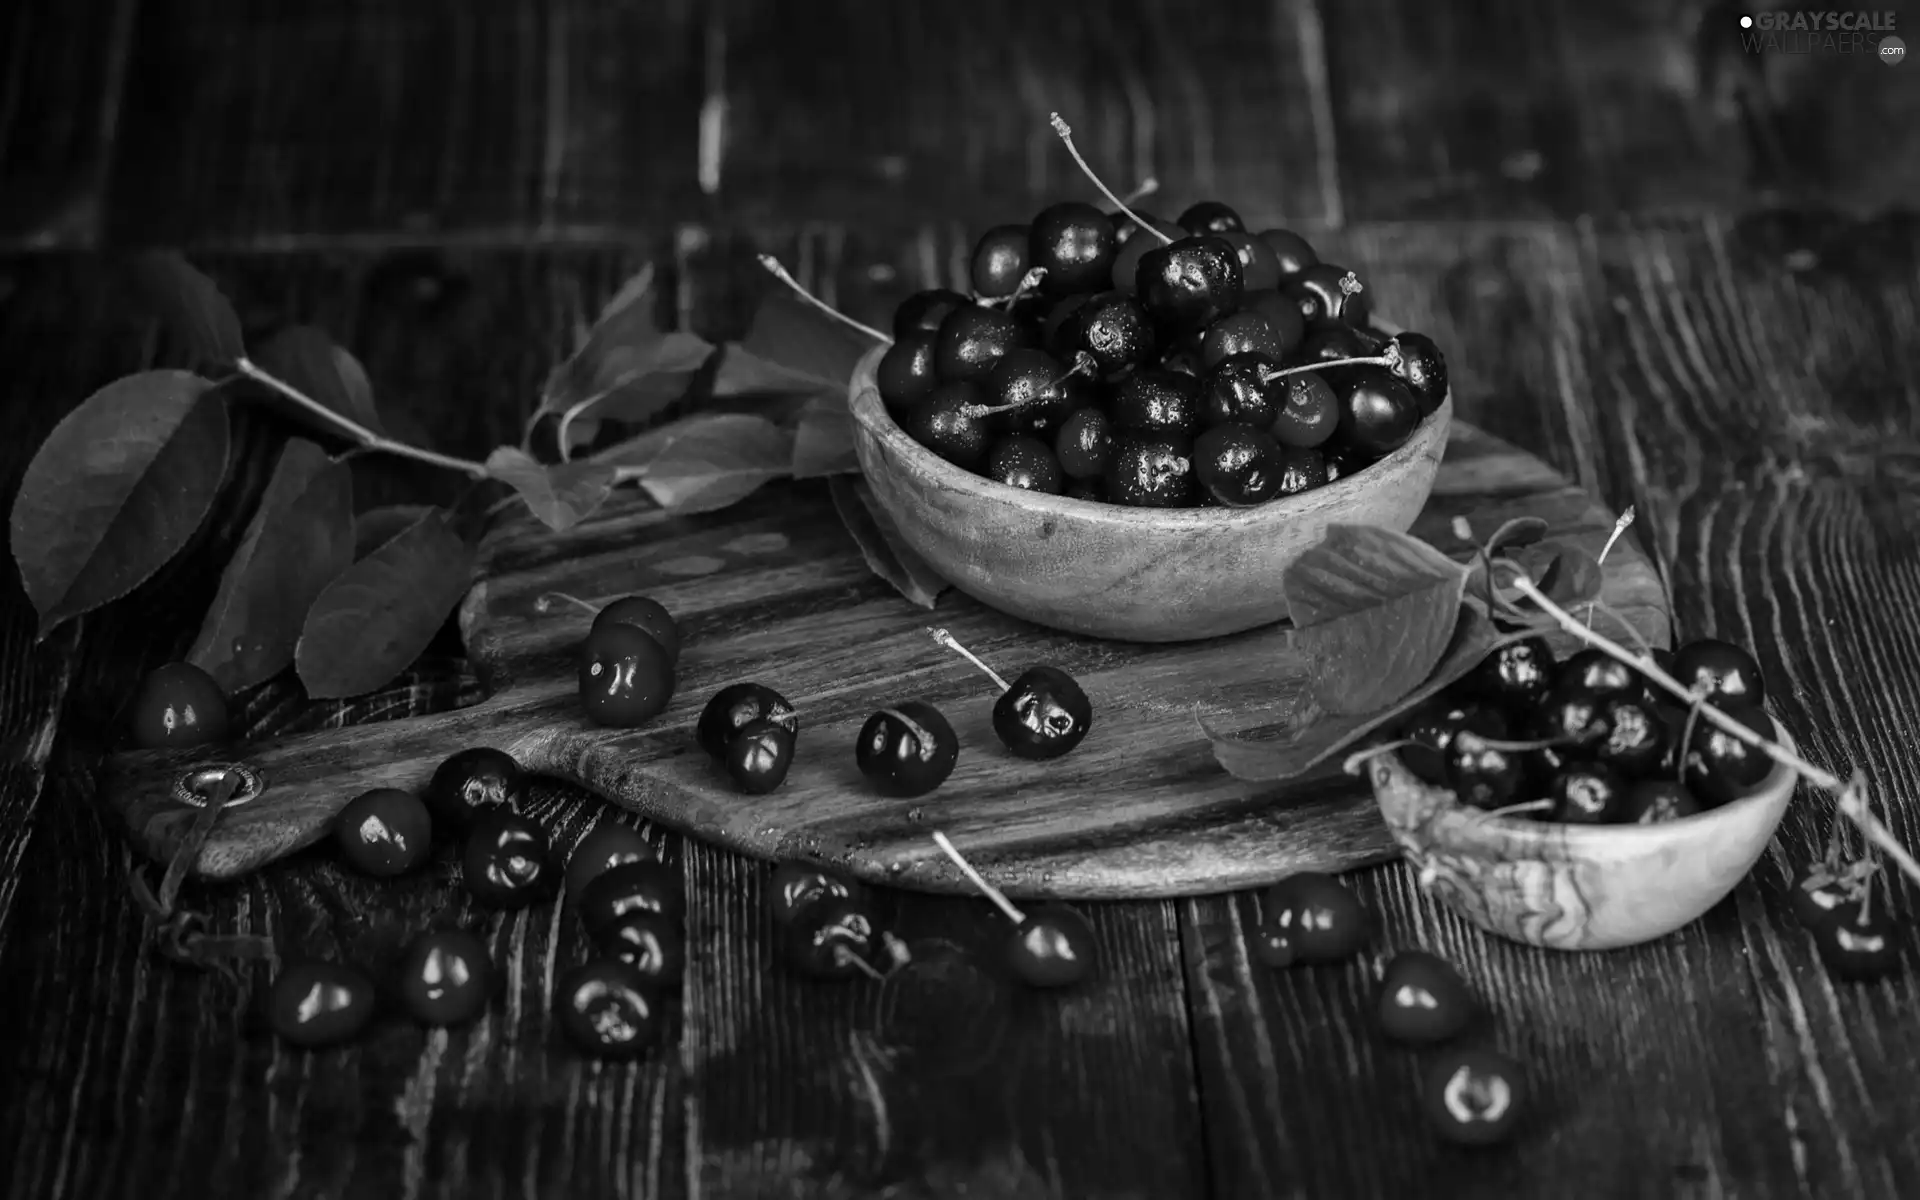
[1374,717,1799,854]
[848,340,1453,530]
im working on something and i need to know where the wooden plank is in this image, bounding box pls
[1179,215,1920,1196]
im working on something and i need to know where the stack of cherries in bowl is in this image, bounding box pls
[873,192,1448,508]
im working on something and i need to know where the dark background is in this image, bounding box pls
[3,1,1920,1198]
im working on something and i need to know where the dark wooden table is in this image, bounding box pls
[5,2,1920,1197]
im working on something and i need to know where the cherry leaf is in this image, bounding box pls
[712,290,878,404]
[129,251,244,368]
[1478,516,1548,558]
[295,508,476,699]
[484,446,617,532]
[539,266,713,443]
[1285,524,1471,715]
[10,371,230,637]
[1534,542,1605,607]
[792,392,862,478]
[250,325,386,435]
[1205,605,1551,782]
[829,474,948,608]
[186,440,355,692]
[354,504,435,559]
[596,412,794,514]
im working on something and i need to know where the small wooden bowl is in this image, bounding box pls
[1364,722,1800,951]
[847,344,1453,642]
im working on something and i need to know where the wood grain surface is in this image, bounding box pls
[6,2,1920,1198]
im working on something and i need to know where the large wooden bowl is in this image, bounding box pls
[1363,721,1800,951]
[848,343,1453,642]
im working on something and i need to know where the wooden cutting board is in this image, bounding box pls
[99,421,1670,900]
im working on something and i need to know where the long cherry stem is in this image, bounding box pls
[1586,507,1637,629]
[928,627,1010,693]
[930,831,1026,925]
[236,359,492,480]
[536,591,601,616]
[757,255,892,345]
[1119,177,1160,205]
[1259,351,1400,384]
[1049,113,1174,248]
[1507,573,1920,888]
[962,353,1096,420]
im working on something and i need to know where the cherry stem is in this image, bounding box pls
[236,358,492,480]
[927,627,1010,693]
[756,255,892,345]
[1337,272,1364,297]
[833,946,888,983]
[881,931,913,968]
[1119,176,1160,205]
[1676,695,1705,788]
[1259,352,1399,384]
[535,591,601,616]
[1586,506,1637,629]
[1508,574,1920,890]
[997,267,1048,309]
[1484,799,1555,819]
[1049,113,1174,247]
[961,353,1097,421]
[1457,733,1574,754]
[930,831,1026,925]
[1341,738,1422,775]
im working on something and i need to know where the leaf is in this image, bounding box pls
[1533,542,1606,607]
[355,504,435,559]
[1205,604,1541,782]
[829,474,948,608]
[1284,525,1471,715]
[484,445,617,532]
[10,371,230,636]
[250,325,386,435]
[129,251,245,368]
[792,392,861,478]
[712,290,877,404]
[186,440,355,691]
[1478,516,1549,558]
[539,265,713,444]
[596,412,794,514]
[295,508,476,699]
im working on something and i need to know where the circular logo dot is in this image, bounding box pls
[1740,14,1753,28]
[1881,35,1906,65]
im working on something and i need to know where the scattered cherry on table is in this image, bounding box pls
[333,787,433,877]
[855,702,960,797]
[555,960,663,1058]
[1261,871,1370,965]
[268,960,377,1048]
[696,682,797,761]
[425,746,525,835]
[1376,950,1477,1045]
[127,661,230,750]
[578,619,675,728]
[1423,1046,1528,1146]
[396,928,497,1027]
[931,830,1098,988]
[598,911,686,987]
[577,859,686,938]
[767,861,866,928]
[928,627,1093,760]
[461,810,555,909]
[563,819,657,904]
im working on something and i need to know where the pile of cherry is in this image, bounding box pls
[867,118,1448,508]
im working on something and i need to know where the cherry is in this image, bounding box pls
[1458,638,1554,712]
[599,911,685,987]
[1293,322,1388,393]
[1620,779,1701,824]
[586,594,680,665]
[856,702,960,797]
[1789,856,1875,931]
[578,621,675,728]
[1199,310,1293,370]
[1159,348,1202,378]
[578,860,684,937]
[1683,704,1775,804]
[1390,331,1449,415]
[1532,687,1612,749]
[1263,871,1370,963]
[1424,1047,1527,1146]
[724,717,796,795]
[1136,237,1244,333]
[555,960,662,1058]
[1195,424,1285,507]
[893,288,973,338]
[1251,921,1297,968]
[1595,694,1670,776]
[929,627,1092,760]
[1333,368,1420,458]
[1177,201,1245,236]
[1556,648,1640,699]
[1199,354,1281,429]
[425,746,525,835]
[1287,264,1370,328]
[1376,950,1476,1045]
[1323,443,1371,483]
[1672,638,1767,707]
[875,329,940,410]
[1400,699,1509,785]
[1055,291,1157,378]
[1111,216,1187,293]
[462,811,555,908]
[902,381,995,470]
[768,861,865,927]
[1812,894,1900,981]
[1274,446,1329,496]
[1111,368,1201,436]
[1218,231,1284,293]
[396,928,496,1026]
[969,224,1030,299]
[1255,229,1319,279]
[933,304,1032,383]
[128,662,230,750]
[983,435,1066,494]
[563,818,657,903]
[1548,761,1627,824]
[1269,371,1340,449]
[932,831,1097,988]
[1105,434,1197,507]
[1054,407,1114,480]
[1243,287,1305,333]
[783,895,888,981]
[696,681,797,761]
[333,787,433,877]
[1040,293,1092,357]
[1029,202,1117,295]
[1444,732,1527,810]
[1065,478,1104,502]
[268,960,377,1048]
[984,347,1083,438]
